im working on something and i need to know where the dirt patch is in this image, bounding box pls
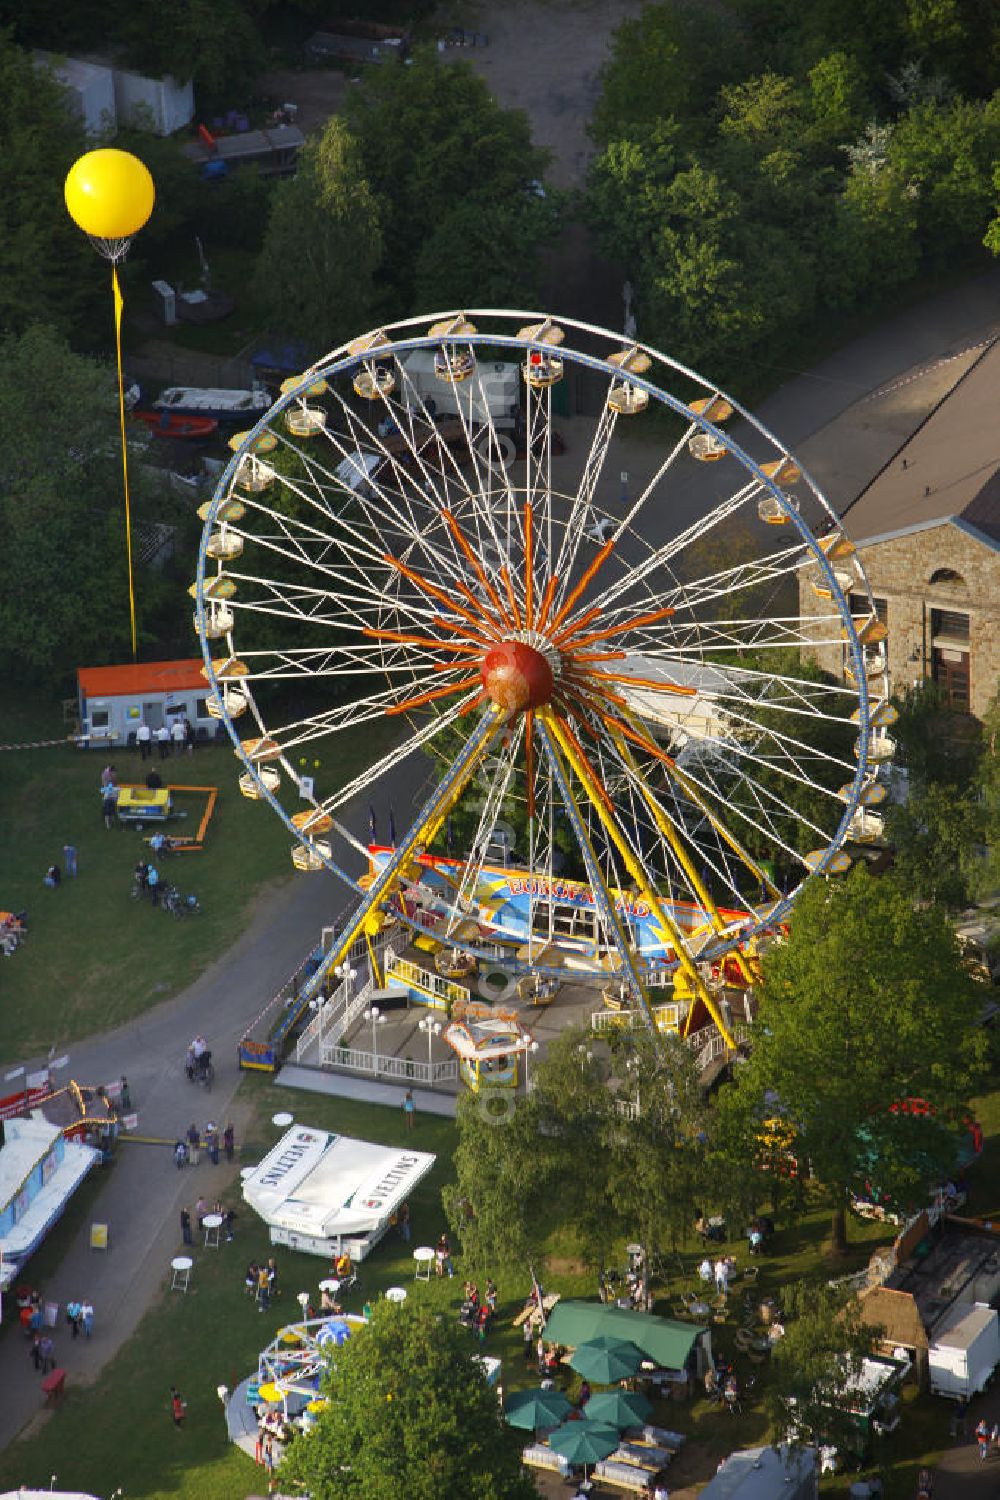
[439,0,644,189]
[256,65,352,136]
[547,1255,588,1277]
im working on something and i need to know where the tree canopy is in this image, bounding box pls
[446,1027,708,1280]
[279,1301,535,1500]
[0,325,172,680]
[254,116,383,354]
[587,2,1000,386]
[727,866,988,1249]
[766,1283,883,1454]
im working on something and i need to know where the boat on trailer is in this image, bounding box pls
[152,385,272,422]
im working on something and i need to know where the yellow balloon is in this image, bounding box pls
[64,149,155,240]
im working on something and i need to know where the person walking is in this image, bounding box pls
[184,716,195,756]
[120,1076,131,1111]
[171,717,186,756]
[223,1123,235,1162]
[206,1122,220,1165]
[63,844,78,878]
[156,724,170,760]
[186,1124,201,1166]
[402,1088,415,1131]
[181,1208,193,1246]
[137,722,152,760]
[257,1264,270,1311]
[398,1200,411,1243]
[170,1386,187,1428]
[81,1301,94,1339]
[102,785,118,829]
[224,1207,237,1242]
[147,864,160,906]
[29,1333,42,1370]
[195,1196,208,1231]
[67,1299,81,1338]
[976,1418,990,1460]
[39,1335,55,1375]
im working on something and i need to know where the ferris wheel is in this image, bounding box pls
[194,311,894,1044]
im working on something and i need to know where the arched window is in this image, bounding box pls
[929,567,966,587]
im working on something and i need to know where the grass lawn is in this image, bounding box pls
[3,1072,989,1500]
[0,684,398,1063]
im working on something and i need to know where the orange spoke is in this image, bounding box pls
[431,616,498,649]
[535,574,560,633]
[561,670,629,710]
[563,650,627,664]
[459,689,489,716]
[597,710,676,768]
[524,502,534,631]
[441,509,512,630]
[500,566,522,630]
[563,605,676,651]
[362,627,483,656]
[585,669,697,697]
[385,554,499,637]
[386,677,481,716]
[549,539,616,633]
[552,605,602,647]
[552,712,615,816]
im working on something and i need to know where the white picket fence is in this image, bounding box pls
[294,934,400,1063]
[319,1045,458,1085]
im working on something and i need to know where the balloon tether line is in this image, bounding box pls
[112,264,138,660]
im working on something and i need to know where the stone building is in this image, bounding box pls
[800,338,1000,718]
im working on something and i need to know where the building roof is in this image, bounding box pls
[858,1286,929,1349]
[840,339,1000,548]
[694,1445,816,1500]
[77,660,205,698]
[541,1300,705,1370]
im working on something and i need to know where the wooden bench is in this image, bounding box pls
[41,1367,66,1401]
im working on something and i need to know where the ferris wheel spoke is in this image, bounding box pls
[445,721,524,935]
[312,698,474,817]
[551,402,619,607]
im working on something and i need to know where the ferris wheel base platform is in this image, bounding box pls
[275,1063,459,1119]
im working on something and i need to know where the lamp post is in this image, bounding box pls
[524,1039,539,1094]
[418,1015,442,1083]
[364,1005,386,1076]
[333,963,357,1061]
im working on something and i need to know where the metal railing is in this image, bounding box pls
[318,1044,458,1085]
[294,934,397,1062]
[591,1003,682,1034]
[385,955,470,1009]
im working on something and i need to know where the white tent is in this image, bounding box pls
[242,1126,436,1260]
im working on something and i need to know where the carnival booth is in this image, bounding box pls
[241,1125,435,1261]
[444,1010,534,1092]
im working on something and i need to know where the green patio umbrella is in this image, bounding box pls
[503,1388,573,1431]
[548,1418,621,1472]
[584,1389,653,1428]
[569,1338,646,1384]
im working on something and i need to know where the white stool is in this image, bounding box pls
[202,1213,223,1250]
[385,1286,407,1303]
[413,1247,434,1282]
[171,1256,193,1292]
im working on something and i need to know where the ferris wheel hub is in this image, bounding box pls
[481,640,554,716]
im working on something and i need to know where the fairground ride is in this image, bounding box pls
[193,312,894,1050]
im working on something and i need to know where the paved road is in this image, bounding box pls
[2,266,999,1453]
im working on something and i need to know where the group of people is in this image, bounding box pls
[458,1278,497,1340]
[699,1255,738,1294]
[705,1359,741,1413]
[180,1197,236,1244]
[174,1117,233,1167]
[136,716,195,760]
[245,1258,280,1311]
[134,858,162,904]
[975,1417,1000,1461]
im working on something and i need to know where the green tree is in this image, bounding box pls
[446,1027,708,1282]
[884,781,983,908]
[733,866,987,1251]
[886,92,1000,267]
[806,51,871,148]
[412,194,558,311]
[346,52,549,315]
[0,325,152,680]
[254,116,383,353]
[590,2,747,143]
[767,1283,883,1453]
[279,1302,535,1500]
[0,36,102,343]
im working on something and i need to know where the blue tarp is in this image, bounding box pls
[251,343,315,374]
